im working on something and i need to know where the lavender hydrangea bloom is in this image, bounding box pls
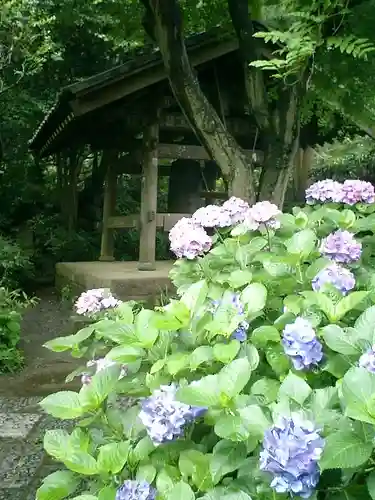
[74,288,121,316]
[312,263,355,295]
[359,346,375,373]
[260,415,325,498]
[222,196,250,224]
[115,480,156,500]
[282,317,323,370]
[305,179,343,204]
[192,204,232,228]
[169,217,212,259]
[319,230,362,264]
[139,384,206,445]
[341,179,375,205]
[246,201,281,230]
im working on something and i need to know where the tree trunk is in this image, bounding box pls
[228,0,306,208]
[141,0,256,203]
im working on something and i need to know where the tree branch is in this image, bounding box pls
[227,0,269,130]
[140,0,256,202]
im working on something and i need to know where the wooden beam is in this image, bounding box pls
[99,164,117,261]
[107,213,192,230]
[71,40,239,116]
[138,120,159,271]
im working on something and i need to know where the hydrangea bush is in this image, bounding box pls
[37,182,375,500]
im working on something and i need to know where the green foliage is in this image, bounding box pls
[37,197,375,499]
[0,287,36,372]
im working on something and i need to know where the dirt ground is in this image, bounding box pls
[0,288,81,396]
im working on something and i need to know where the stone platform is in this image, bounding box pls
[55,260,175,302]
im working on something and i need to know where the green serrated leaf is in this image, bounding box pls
[97,441,130,474]
[320,430,373,470]
[279,372,312,405]
[40,391,83,419]
[213,341,240,364]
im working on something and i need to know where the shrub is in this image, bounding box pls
[0,234,34,288]
[38,180,375,500]
[0,288,37,372]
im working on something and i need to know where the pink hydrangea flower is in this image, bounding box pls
[222,196,250,224]
[341,180,375,205]
[245,201,281,230]
[169,217,212,259]
[74,288,121,316]
[192,205,232,228]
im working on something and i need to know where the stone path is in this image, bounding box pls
[0,396,74,499]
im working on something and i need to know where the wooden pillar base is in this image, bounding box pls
[99,255,116,262]
[137,261,156,271]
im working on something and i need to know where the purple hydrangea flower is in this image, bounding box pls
[139,384,206,445]
[74,288,121,316]
[115,480,156,500]
[305,179,343,204]
[282,317,323,370]
[222,196,250,224]
[319,230,362,264]
[341,180,375,205]
[246,201,281,230]
[192,205,232,228]
[260,415,325,498]
[312,263,355,295]
[169,217,212,259]
[359,346,375,373]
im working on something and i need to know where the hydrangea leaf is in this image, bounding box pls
[97,441,130,474]
[189,346,214,370]
[105,345,145,363]
[321,324,361,355]
[367,470,375,500]
[333,291,369,321]
[342,367,375,424]
[93,320,136,344]
[241,283,267,313]
[179,450,213,492]
[98,487,116,500]
[286,228,317,259]
[279,372,312,405]
[180,279,208,314]
[210,441,247,484]
[251,326,280,348]
[320,430,373,470]
[79,364,121,411]
[134,309,159,347]
[228,269,253,288]
[354,305,375,344]
[136,464,157,484]
[213,341,240,364]
[165,481,195,500]
[40,391,84,419]
[43,325,95,352]
[251,378,280,404]
[35,470,79,500]
[70,496,98,500]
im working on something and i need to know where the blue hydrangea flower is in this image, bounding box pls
[231,320,249,342]
[115,480,156,500]
[282,317,323,370]
[260,415,325,498]
[359,346,375,373]
[139,384,206,446]
[312,263,355,295]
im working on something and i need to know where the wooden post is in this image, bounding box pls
[138,120,159,271]
[99,164,117,261]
